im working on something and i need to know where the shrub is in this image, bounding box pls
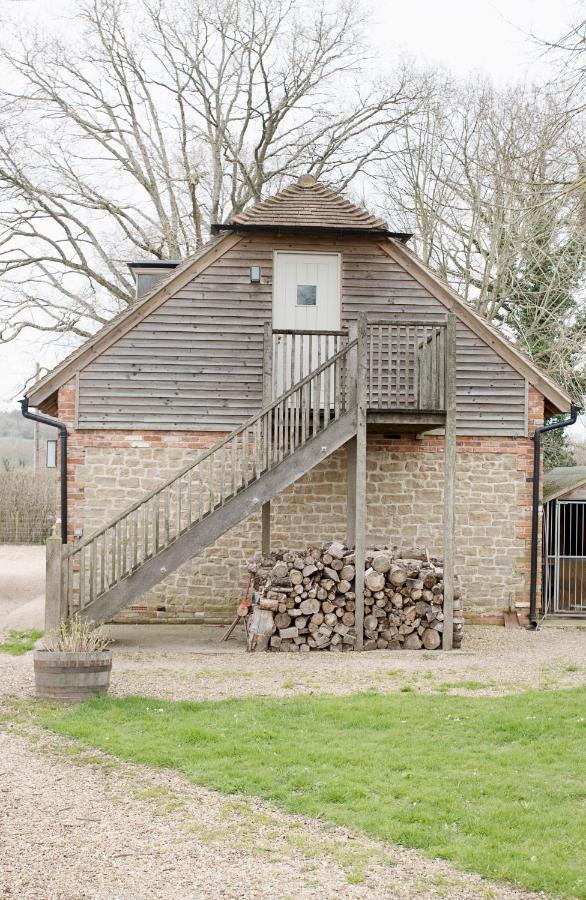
[41,616,111,653]
[0,466,55,543]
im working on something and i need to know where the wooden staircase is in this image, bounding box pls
[61,339,359,624]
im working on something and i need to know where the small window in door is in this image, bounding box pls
[296,284,317,306]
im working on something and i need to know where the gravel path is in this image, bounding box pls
[0,728,542,900]
[1,623,584,703]
[0,622,582,898]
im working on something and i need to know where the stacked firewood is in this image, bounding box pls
[247,541,463,652]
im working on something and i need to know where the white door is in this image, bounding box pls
[273,251,341,331]
[273,252,341,394]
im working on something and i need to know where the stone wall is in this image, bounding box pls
[57,380,543,623]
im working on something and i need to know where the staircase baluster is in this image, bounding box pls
[152,494,158,551]
[288,334,294,395]
[164,486,171,543]
[279,335,295,394]
[198,467,204,520]
[311,371,317,436]
[132,510,138,570]
[142,500,148,561]
[252,419,259,480]
[231,435,238,496]
[280,400,285,463]
[187,471,193,527]
[242,427,249,487]
[208,453,215,510]
[79,544,85,610]
[121,516,126,577]
[324,363,331,428]
[115,522,121,583]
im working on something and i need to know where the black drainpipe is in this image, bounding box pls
[529,402,580,629]
[20,398,68,545]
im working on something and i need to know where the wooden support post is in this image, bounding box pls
[353,315,368,650]
[261,502,271,558]
[346,436,357,547]
[346,322,358,548]
[442,314,457,650]
[45,534,67,631]
[261,321,273,557]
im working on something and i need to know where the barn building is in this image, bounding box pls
[543,467,586,618]
[23,175,572,640]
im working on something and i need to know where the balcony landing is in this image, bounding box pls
[366,408,446,433]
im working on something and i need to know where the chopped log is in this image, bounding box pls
[274,612,292,629]
[388,567,408,587]
[323,567,340,582]
[279,626,299,640]
[340,564,355,581]
[327,541,346,559]
[422,628,441,650]
[247,607,275,652]
[299,598,320,615]
[259,596,279,611]
[403,633,422,650]
[363,614,378,632]
[365,572,385,592]
[372,554,392,573]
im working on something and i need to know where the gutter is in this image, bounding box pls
[528,403,580,628]
[20,398,68,545]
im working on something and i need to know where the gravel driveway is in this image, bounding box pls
[2,621,584,703]
[0,726,544,900]
[1,559,584,900]
[0,544,44,631]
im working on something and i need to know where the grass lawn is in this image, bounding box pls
[0,629,43,656]
[39,687,585,897]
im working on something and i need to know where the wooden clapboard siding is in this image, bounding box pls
[77,234,527,434]
[78,234,271,431]
[340,240,526,435]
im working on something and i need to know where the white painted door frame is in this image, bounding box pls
[272,251,342,394]
[272,250,342,331]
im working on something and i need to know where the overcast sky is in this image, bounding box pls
[0,0,582,414]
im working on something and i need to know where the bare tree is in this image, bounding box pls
[0,0,420,342]
[382,75,586,398]
[539,11,586,107]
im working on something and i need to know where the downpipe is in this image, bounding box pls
[20,398,68,545]
[528,402,580,629]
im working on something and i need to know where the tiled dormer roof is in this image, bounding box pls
[215,175,400,235]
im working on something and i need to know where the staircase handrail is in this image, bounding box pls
[67,338,358,558]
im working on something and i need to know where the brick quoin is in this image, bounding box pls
[56,379,545,624]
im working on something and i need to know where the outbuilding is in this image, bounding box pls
[23,174,573,637]
[543,467,586,618]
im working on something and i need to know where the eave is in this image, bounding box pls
[211,222,412,242]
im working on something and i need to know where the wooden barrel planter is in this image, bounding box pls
[33,651,113,702]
